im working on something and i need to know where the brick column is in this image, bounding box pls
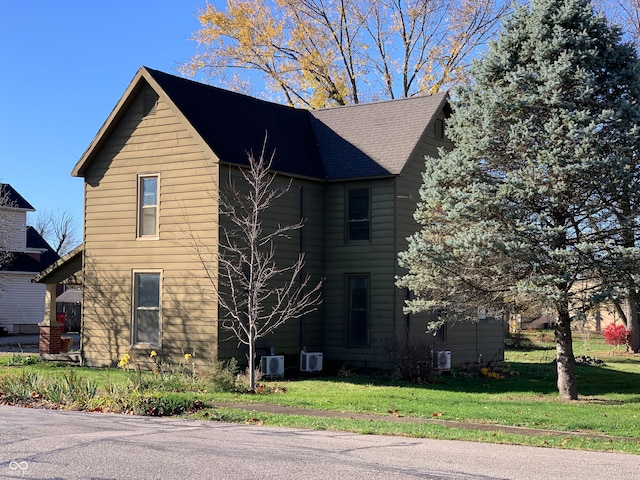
[40,324,64,354]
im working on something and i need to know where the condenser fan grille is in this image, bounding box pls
[308,355,318,370]
[269,357,279,372]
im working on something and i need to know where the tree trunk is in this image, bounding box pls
[248,338,256,391]
[555,307,578,400]
[626,293,640,353]
[615,289,640,353]
[618,196,640,353]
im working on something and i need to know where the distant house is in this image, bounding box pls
[0,184,59,334]
[52,67,503,370]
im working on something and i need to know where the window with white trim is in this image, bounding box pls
[132,271,161,346]
[138,175,158,238]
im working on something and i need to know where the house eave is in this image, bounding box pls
[0,270,40,276]
[222,158,398,183]
[325,173,398,183]
[71,68,149,178]
[0,206,36,213]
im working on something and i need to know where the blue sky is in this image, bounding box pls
[0,1,211,241]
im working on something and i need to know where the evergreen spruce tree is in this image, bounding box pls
[397,0,640,399]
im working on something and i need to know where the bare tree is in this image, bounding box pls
[184,0,509,108]
[596,0,640,45]
[194,144,323,390]
[0,187,15,292]
[34,209,79,256]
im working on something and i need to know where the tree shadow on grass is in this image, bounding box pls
[319,362,640,400]
[594,356,640,365]
[575,365,640,398]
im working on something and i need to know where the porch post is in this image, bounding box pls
[39,284,63,354]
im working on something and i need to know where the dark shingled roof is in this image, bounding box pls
[310,93,448,179]
[146,68,326,179]
[2,227,59,273]
[0,183,35,210]
[74,67,448,181]
[146,68,447,181]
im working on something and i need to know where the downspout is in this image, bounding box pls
[298,185,304,353]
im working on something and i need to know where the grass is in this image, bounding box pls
[1,332,639,454]
[193,408,638,453]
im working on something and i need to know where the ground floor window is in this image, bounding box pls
[132,271,161,346]
[347,274,369,346]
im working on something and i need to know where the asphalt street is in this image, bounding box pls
[1,405,638,480]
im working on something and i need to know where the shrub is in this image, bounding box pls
[603,323,630,349]
[138,392,205,416]
[7,354,40,366]
[391,339,439,383]
[206,358,240,393]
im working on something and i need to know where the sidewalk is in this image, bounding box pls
[211,402,639,443]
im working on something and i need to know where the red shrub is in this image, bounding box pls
[602,323,630,347]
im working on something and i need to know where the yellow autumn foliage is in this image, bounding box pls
[184,0,510,108]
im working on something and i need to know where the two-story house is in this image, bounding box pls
[45,67,503,371]
[0,184,59,334]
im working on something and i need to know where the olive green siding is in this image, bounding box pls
[82,85,219,368]
[323,178,398,369]
[216,165,325,364]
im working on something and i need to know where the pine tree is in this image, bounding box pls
[397,0,640,399]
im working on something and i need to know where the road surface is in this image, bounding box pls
[0,405,637,479]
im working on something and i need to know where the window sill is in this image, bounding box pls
[131,343,162,350]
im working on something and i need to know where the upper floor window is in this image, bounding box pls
[347,188,370,241]
[138,175,158,238]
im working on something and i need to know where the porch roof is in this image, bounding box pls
[33,244,83,285]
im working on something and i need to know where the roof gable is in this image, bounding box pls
[310,93,448,179]
[72,67,325,179]
[72,67,448,181]
[0,183,35,211]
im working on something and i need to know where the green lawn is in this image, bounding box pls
[1,332,639,454]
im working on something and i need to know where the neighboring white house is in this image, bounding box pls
[0,184,59,334]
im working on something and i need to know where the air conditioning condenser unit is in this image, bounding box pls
[433,350,451,371]
[300,352,323,372]
[260,355,284,378]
